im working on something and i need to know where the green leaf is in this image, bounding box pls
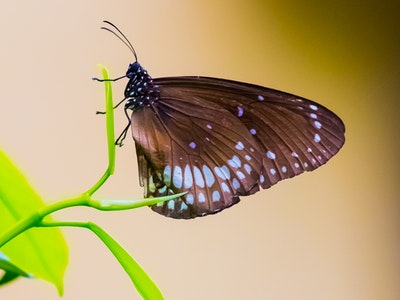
[0,251,30,285]
[0,271,21,285]
[89,192,187,211]
[0,149,68,295]
[87,222,164,300]
[0,251,30,277]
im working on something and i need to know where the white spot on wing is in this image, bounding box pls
[232,178,240,190]
[214,165,231,180]
[203,165,215,187]
[186,193,194,205]
[184,164,193,188]
[193,166,205,188]
[237,106,244,117]
[267,150,276,160]
[260,174,265,183]
[167,200,175,210]
[235,141,245,150]
[228,155,241,168]
[236,171,245,179]
[173,166,182,188]
[189,141,196,149]
[148,176,156,192]
[163,165,171,185]
[314,133,321,143]
[212,191,220,202]
[221,182,230,192]
[314,120,322,129]
[158,185,167,193]
[244,164,252,174]
[180,201,188,211]
[198,192,206,203]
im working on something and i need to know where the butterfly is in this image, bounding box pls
[95,21,345,219]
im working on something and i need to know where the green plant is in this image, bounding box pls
[0,66,181,299]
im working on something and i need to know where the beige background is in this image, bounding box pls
[0,1,399,299]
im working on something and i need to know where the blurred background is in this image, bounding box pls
[0,1,399,299]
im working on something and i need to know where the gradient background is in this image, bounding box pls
[0,1,399,299]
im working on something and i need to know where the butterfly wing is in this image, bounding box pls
[131,76,345,219]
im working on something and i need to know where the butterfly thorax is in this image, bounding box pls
[124,62,160,111]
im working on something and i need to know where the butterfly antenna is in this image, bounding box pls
[101,20,138,62]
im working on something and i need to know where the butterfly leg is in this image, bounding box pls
[96,97,128,114]
[115,108,132,146]
[92,75,127,82]
[93,74,128,114]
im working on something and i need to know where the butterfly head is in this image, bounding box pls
[126,62,143,78]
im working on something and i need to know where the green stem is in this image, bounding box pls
[0,66,114,247]
[0,195,88,247]
[0,191,185,247]
[85,66,115,195]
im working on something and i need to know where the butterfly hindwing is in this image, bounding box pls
[130,88,264,218]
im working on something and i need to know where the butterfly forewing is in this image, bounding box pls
[154,77,345,189]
